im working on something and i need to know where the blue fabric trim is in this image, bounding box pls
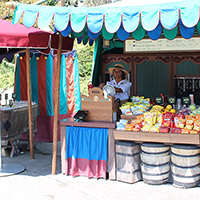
[59,54,68,115]
[105,12,121,33]
[87,28,100,40]
[38,10,54,29]
[23,10,38,28]
[15,55,21,101]
[87,12,103,33]
[147,23,162,40]
[61,23,71,37]
[63,50,76,58]
[77,36,83,44]
[141,9,159,31]
[179,19,194,39]
[30,55,39,115]
[180,1,200,28]
[123,11,140,33]
[117,23,130,41]
[13,1,200,40]
[73,51,81,113]
[89,38,94,46]
[65,126,108,161]
[160,7,179,29]
[71,13,86,33]
[54,12,69,31]
[46,54,54,116]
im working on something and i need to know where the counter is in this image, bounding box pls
[60,118,116,179]
[114,130,200,145]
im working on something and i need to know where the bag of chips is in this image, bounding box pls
[162,113,174,128]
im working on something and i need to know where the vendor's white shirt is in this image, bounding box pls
[107,79,132,101]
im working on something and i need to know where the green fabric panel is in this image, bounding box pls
[102,25,114,40]
[131,22,145,41]
[83,33,88,45]
[70,32,75,39]
[136,61,169,98]
[176,61,199,75]
[108,40,123,49]
[73,26,86,38]
[196,20,200,35]
[91,37,103,86]
[163,26,178,40]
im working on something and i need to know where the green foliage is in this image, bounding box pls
[74,41,94,95]
[0,59,15,89]
[83,0,112,6]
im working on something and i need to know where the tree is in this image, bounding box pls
[83,0,112,6]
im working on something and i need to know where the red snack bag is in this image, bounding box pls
[162,113,174,128]
[175,112,185,119]
[171,127,182,133]
[159,127,170,133]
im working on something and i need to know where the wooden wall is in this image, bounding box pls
[102,53,200,98]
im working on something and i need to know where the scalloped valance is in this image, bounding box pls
[13,1,200,44]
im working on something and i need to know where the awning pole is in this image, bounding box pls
[52,32,63,175]
[26,49,34,159]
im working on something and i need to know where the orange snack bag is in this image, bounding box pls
[181,128,190,134]
[136,115,144,120]
[193,119,200,131]
[190,130,199,134]
[195,114,200,119]
[185,115,194,126]
[125,124,134,131]
[174,118,186,128]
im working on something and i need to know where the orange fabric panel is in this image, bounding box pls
[66,54,75,113]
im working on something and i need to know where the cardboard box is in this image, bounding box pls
[81,87,119,122]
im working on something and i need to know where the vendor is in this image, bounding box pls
[99,64,132,103]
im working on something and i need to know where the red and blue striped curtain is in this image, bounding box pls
[15,50,81,142]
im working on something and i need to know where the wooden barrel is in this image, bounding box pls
[171,144,200,188]
[140,143,170,185]
[116,141,141,183]
[140,152,170,166]
[171,144,200,156]
[171,164,200,188]
[141,143,170,155]
[141,163,170,185]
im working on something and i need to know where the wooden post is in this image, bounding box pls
[52,32,63,175]
[26,49,34,159]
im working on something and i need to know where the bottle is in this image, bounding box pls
[189,94,195,105]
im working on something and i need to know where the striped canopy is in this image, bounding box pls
[13,0,200,44]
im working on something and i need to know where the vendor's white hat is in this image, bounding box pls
[108,64,128,78]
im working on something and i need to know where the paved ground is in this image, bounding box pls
[0,149,200,200]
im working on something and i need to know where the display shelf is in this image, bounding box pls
[114,130,200,145]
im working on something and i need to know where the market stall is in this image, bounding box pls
[12,0,200,184]
[0,18,73,176]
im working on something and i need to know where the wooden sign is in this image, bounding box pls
[168,97,176,105]
[182,97,190,105]
[12,93,16,100]
[124,37,200,53]
[155,97,163,105]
